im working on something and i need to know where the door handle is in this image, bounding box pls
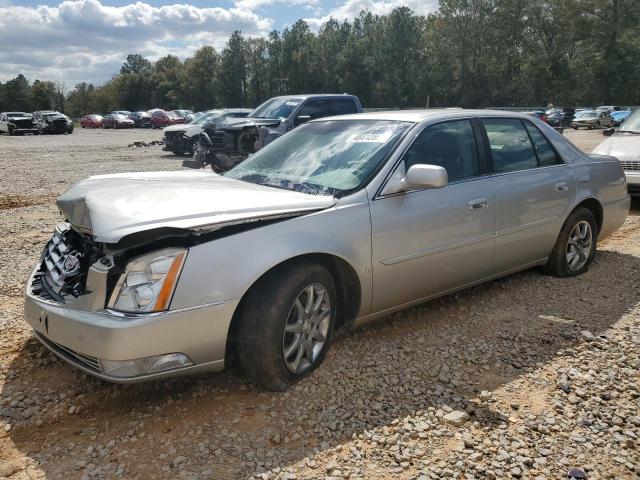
[467,198,488,211]
[555,182,569,192]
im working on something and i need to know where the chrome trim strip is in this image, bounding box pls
[381,234,495,266]
[495,216,558,238]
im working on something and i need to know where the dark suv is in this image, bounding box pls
[33,111,74,134]
[194,94,363,172]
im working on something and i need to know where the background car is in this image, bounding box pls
[151,110,185,129]
[33,111,74,134]
[171,109,194,123]
[196,94,363,171]
[545,107,575,127]
[523,110,548,123]
[111,110,131,116]
[571,110,613,129]
[102,113,135,129]
[128,111,152,128]
[610,109,632,126]
[0,111,38,135]
[593,108,640,196]
[80,114,103,128]
[596,106,623,114]
[163,108,252,156]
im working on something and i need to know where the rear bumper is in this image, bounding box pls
[24,267,238,383]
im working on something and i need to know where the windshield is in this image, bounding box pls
[250,97,303,119]
[580,112,597,118]
[44,113,63,120]
[618,109,640,133]
[7,112,28,118]
[225,119,411,195]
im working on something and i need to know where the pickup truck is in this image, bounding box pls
[190,94,363,172]
[0,112,38,135]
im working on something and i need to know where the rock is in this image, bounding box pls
[567,468,587,479]
[0,461,21,477]
[443,410,469,425]
[580,330,595,341]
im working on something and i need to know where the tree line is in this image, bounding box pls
[1,0,638,117]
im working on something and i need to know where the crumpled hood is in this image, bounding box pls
[8,116,32,122]
[592,135,640,161]
[56,170,335,244]
[164,124,202,136]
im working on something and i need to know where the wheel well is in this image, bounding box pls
[575,198,603,233]
[224,253,362,368]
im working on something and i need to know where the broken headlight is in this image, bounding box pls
[108,248,187,313]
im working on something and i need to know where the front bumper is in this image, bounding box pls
[625,172,640,196]
[10,127,38,134]
[24,267,238,383]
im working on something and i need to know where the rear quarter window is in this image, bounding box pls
[331,99,359,115]
[523,121,563,167]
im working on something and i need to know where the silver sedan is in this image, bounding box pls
[24,110,630,390]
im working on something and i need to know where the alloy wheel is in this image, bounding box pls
[566,220,592,272]
[282,283,331,374]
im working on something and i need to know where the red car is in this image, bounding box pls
[151,110,185,129]
[102,114,134,129]
[80,114,103,128]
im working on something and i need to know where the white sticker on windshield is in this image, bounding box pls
[348,131,393,143]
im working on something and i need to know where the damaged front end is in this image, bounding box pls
[187,118,286,172]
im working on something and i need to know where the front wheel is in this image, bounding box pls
[236,262,337,391]
[545,207,597,277]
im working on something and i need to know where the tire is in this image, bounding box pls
[545,207,597,277]
[236,262,337,391]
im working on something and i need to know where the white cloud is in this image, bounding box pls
[234,0,320,11]
[305,0,439,30]
[0,0,272,85]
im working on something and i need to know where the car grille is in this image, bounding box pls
[12,119,34,129]
[33,223,90,302]
[164,131,179,144]
[35,331,101,373]
[620,160,640,172]
[50,119,68,131]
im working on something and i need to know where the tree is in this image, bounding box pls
[182,46,219,110]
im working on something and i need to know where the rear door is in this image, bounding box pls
[480,117,576,272]
[369,118,496,312]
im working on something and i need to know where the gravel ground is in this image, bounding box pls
[0,128,639,480]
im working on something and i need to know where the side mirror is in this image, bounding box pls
[603,127,615,137]
[401,164,448,190]
[294,114,311,126]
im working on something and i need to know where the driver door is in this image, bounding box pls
[369,119,497,313]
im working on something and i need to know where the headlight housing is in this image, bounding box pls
[108,248,187,313]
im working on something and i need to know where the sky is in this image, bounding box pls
[0,0,439,86]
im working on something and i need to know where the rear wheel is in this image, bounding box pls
[545,207,597,277]
[236,262,336,391]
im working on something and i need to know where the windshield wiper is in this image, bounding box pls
[617,130,640,134]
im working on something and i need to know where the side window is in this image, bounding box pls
[523,121,563,167]
[298,100,332,120]
[330,99,358,116]
[482,118,538,173]
[402,120,480,183]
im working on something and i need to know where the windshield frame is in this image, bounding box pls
[225,118,416,198]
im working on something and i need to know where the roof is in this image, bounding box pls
[311,109,533,123]
[274,93,359,100]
